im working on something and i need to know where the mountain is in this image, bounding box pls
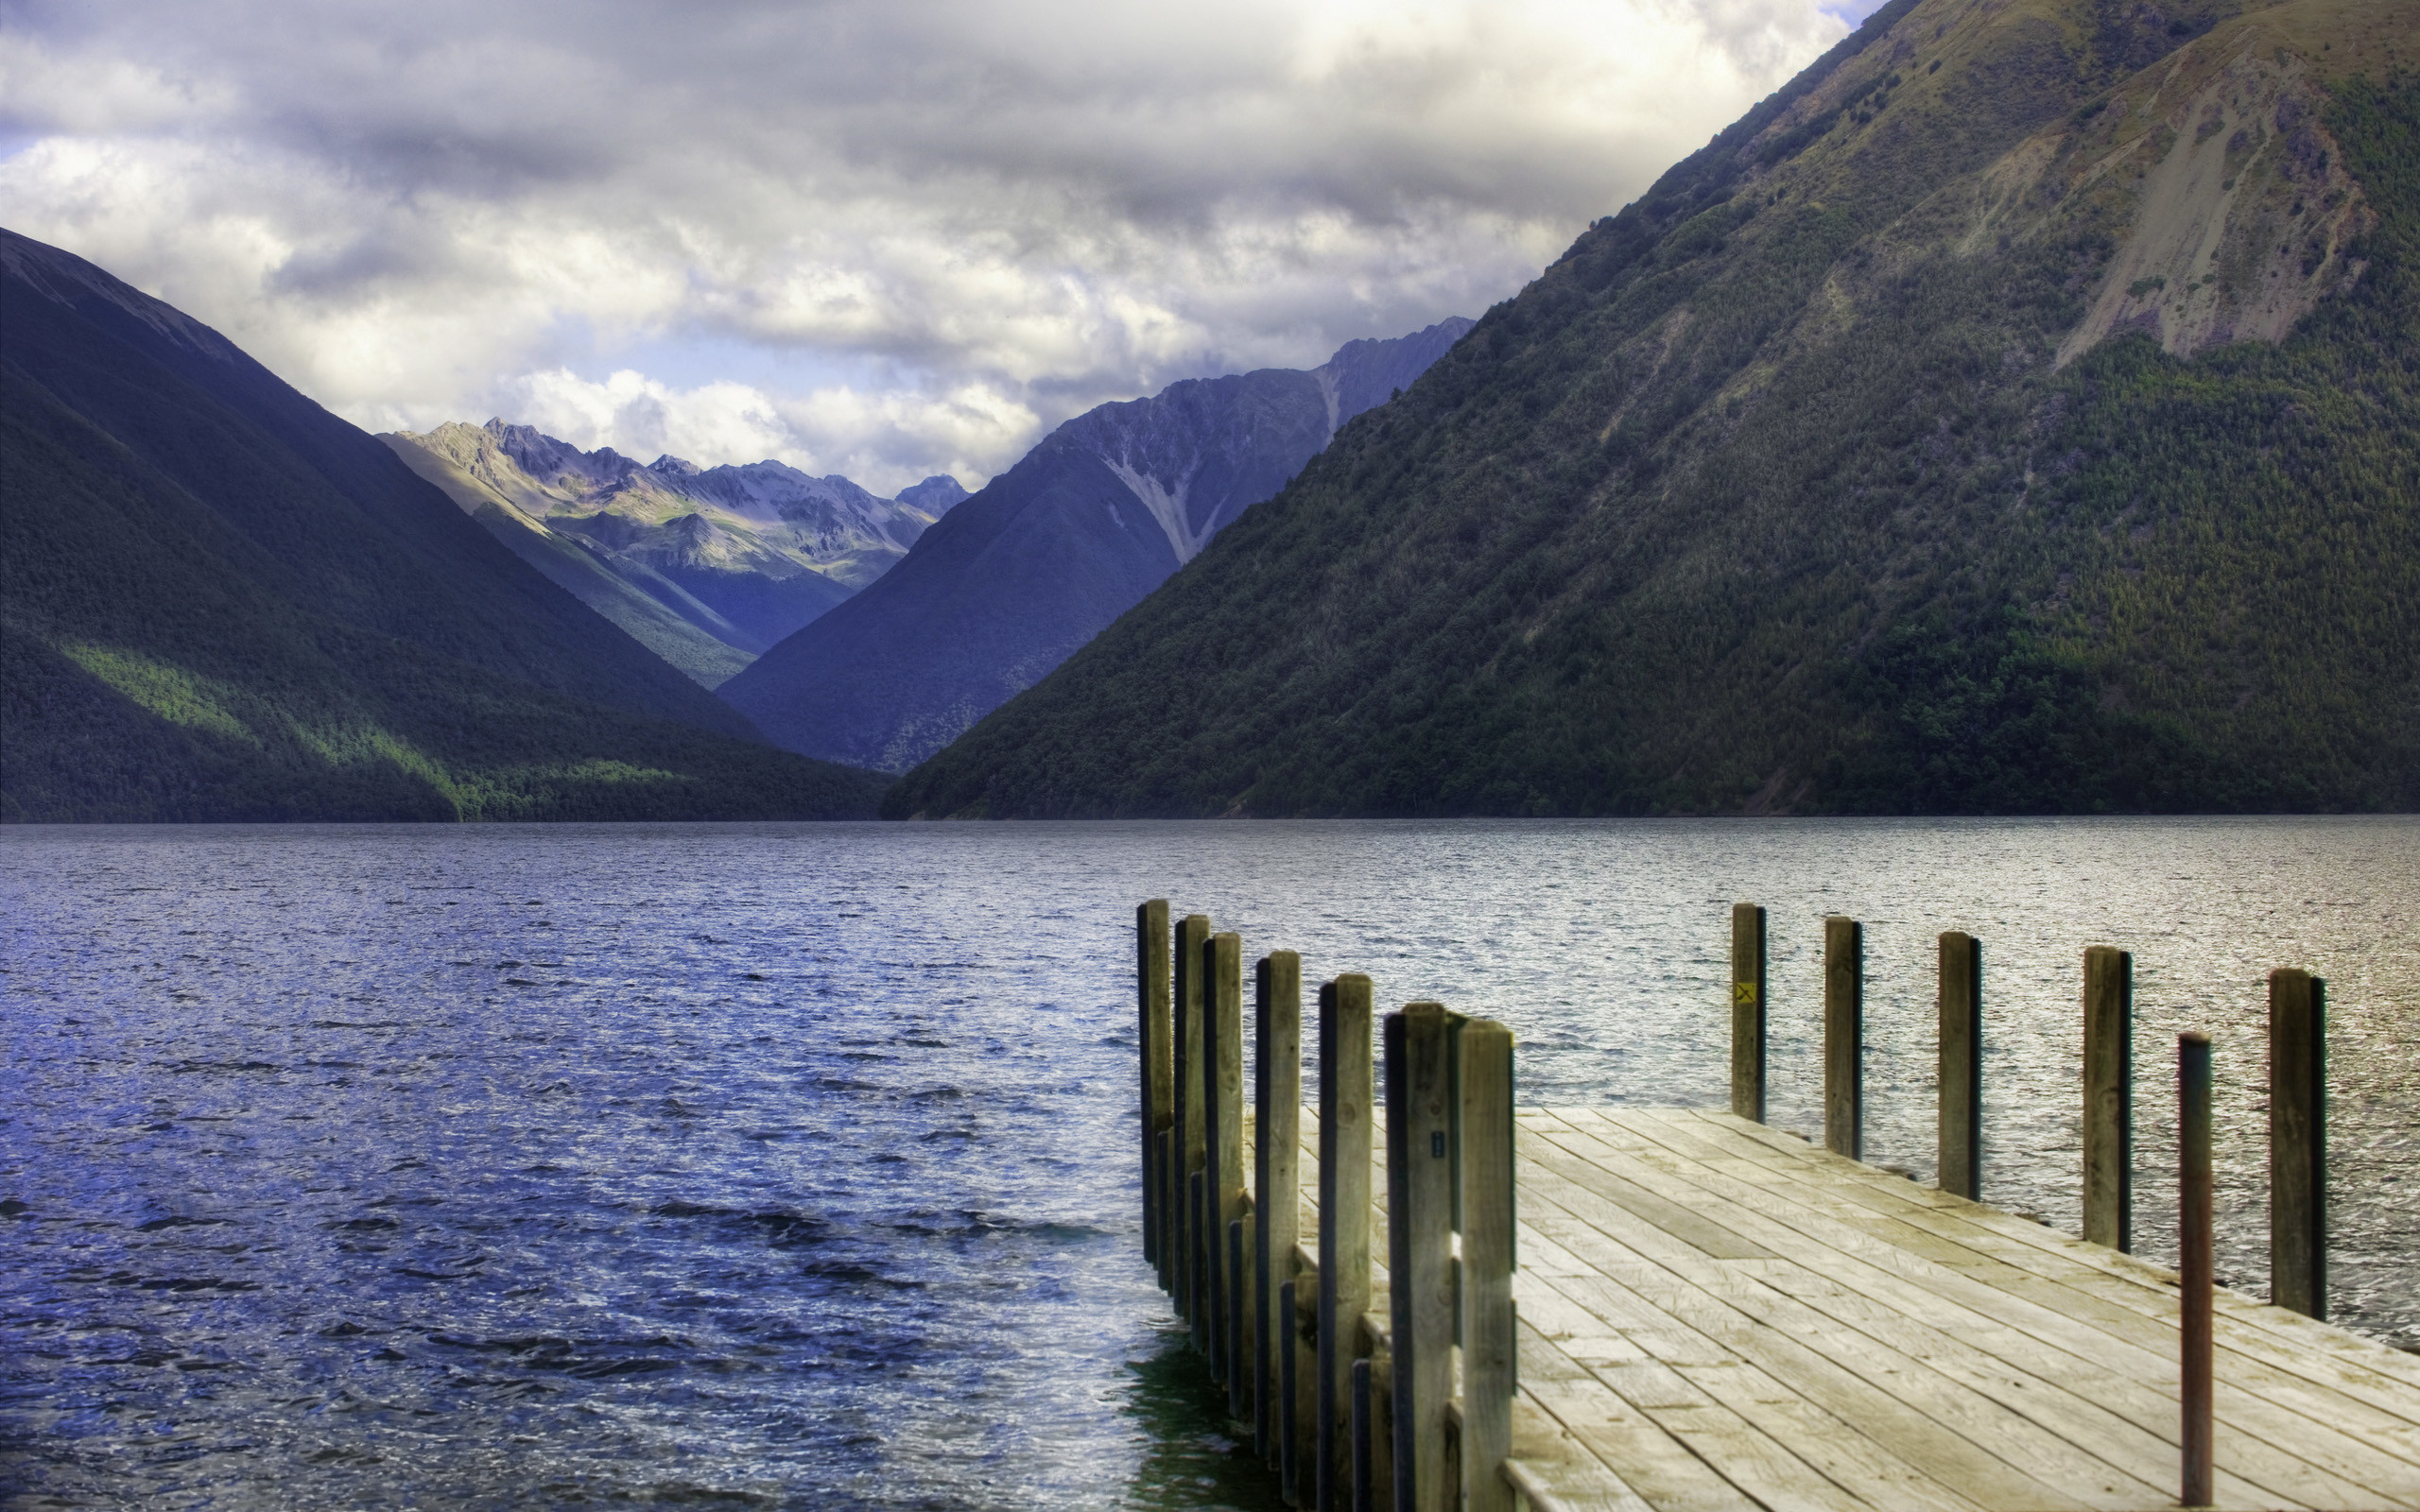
[382,419,964,687]
[886,0,2420,819]
[718,319,1473,770]
[0,229,887,821]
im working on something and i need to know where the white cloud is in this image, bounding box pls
[0,0,1848,492]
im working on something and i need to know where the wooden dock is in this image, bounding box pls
[1134,900,2420,1512]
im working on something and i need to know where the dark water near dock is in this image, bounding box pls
[2,817,2414,1508]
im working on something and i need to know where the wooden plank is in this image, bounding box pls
[1515,1161,2118,1512]
[1656,1112,2420,1459]
[1517,1314,1763,1512]
[1570,1113,2408,1507]
[1268,1097,2420,1512]
[1532,1118,2284,1504]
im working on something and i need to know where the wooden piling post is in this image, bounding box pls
[1173,913,1211,1321]
[1255,952,1303,1462]
[2083,946,2134,1252]
[1204,932,1245,1381]
[1319,974,1374,1512]
[1824,916,1863,1160]
[1191,1169,1210,1338]
[1387,1003,1454,1512]
[1155,1126,1175,1293]
[1279,1275,1303,1503]
[1139,900,1172,1267]
[1459,1019,1516,1512]
[2270,968,2327,1320]
[1938,931,1982,1200]
[2180,1030,2214,1507]
[1230,1215,1253,1417]
[1731,903,1767,1122]
[1350,1357,1374,1512]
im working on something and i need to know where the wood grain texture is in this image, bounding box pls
[2083,947,2133,1253]
[1730,904,1766,1124]
[1938,932,1981,1202]
[2269,969,2327,1320]
[1824,918,1862,1161]
[1320,975,1375,1512]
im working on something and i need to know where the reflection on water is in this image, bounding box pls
[1,816,2412,1507]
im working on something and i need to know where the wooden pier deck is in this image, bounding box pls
[1493,1110,2418,1512]
[1138,902,2420,1512]
[1287,1103,2420,1512]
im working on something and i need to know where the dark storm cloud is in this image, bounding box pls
[0,0,1845,488]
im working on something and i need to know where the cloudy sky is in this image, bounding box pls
[1,0,1878,492]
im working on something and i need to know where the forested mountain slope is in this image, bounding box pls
[1,231,886,821]
[719,320,1470,771]
[890,0,2419,818]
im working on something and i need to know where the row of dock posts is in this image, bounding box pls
[1136,900,1519,1512]
[1725,903,2330,1314]
[1728,904,2330,1508]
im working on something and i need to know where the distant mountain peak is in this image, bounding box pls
[718,316,1474,770]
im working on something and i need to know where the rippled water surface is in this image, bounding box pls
[3,817,2414,1508]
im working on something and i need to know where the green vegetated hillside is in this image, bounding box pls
[1,232,888,821]
[890,0,2420,818]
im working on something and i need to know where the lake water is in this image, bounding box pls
[2,816,2414,1509]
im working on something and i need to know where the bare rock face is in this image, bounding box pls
[2051,44,2375,366]
[383,420,964,684]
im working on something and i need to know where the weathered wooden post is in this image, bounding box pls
[1173,913,1211,1321]
[1292,1274,1321,1505]
[1255,952,1303,1462]
[1938,931,1982,1200]
[1459,1018,1516,1512]
[1155,1126,1175,1292]
[1279,1276,1304,1502]
[1230,1215,1253,1417]
[1731,903,1767,1122]
[1205,931,1245,1381]
[1351,1357,1375,1512]
[2179,1030,2215,1508]
[1387,1003,1455,1512]
[1319,974,1374,1512]
[2270,968,2327,1319]
[1191,1169,1210,1334]
[1824,916,1863,1160]
[2083,945,2134,1252]
[1139,901,1172,1269]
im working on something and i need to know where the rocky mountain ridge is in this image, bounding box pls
[718,318,1473,770]
[383,418,963,685]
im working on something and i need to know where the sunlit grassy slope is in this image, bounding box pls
[1,233,887,821]
[890,0,2419,817]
